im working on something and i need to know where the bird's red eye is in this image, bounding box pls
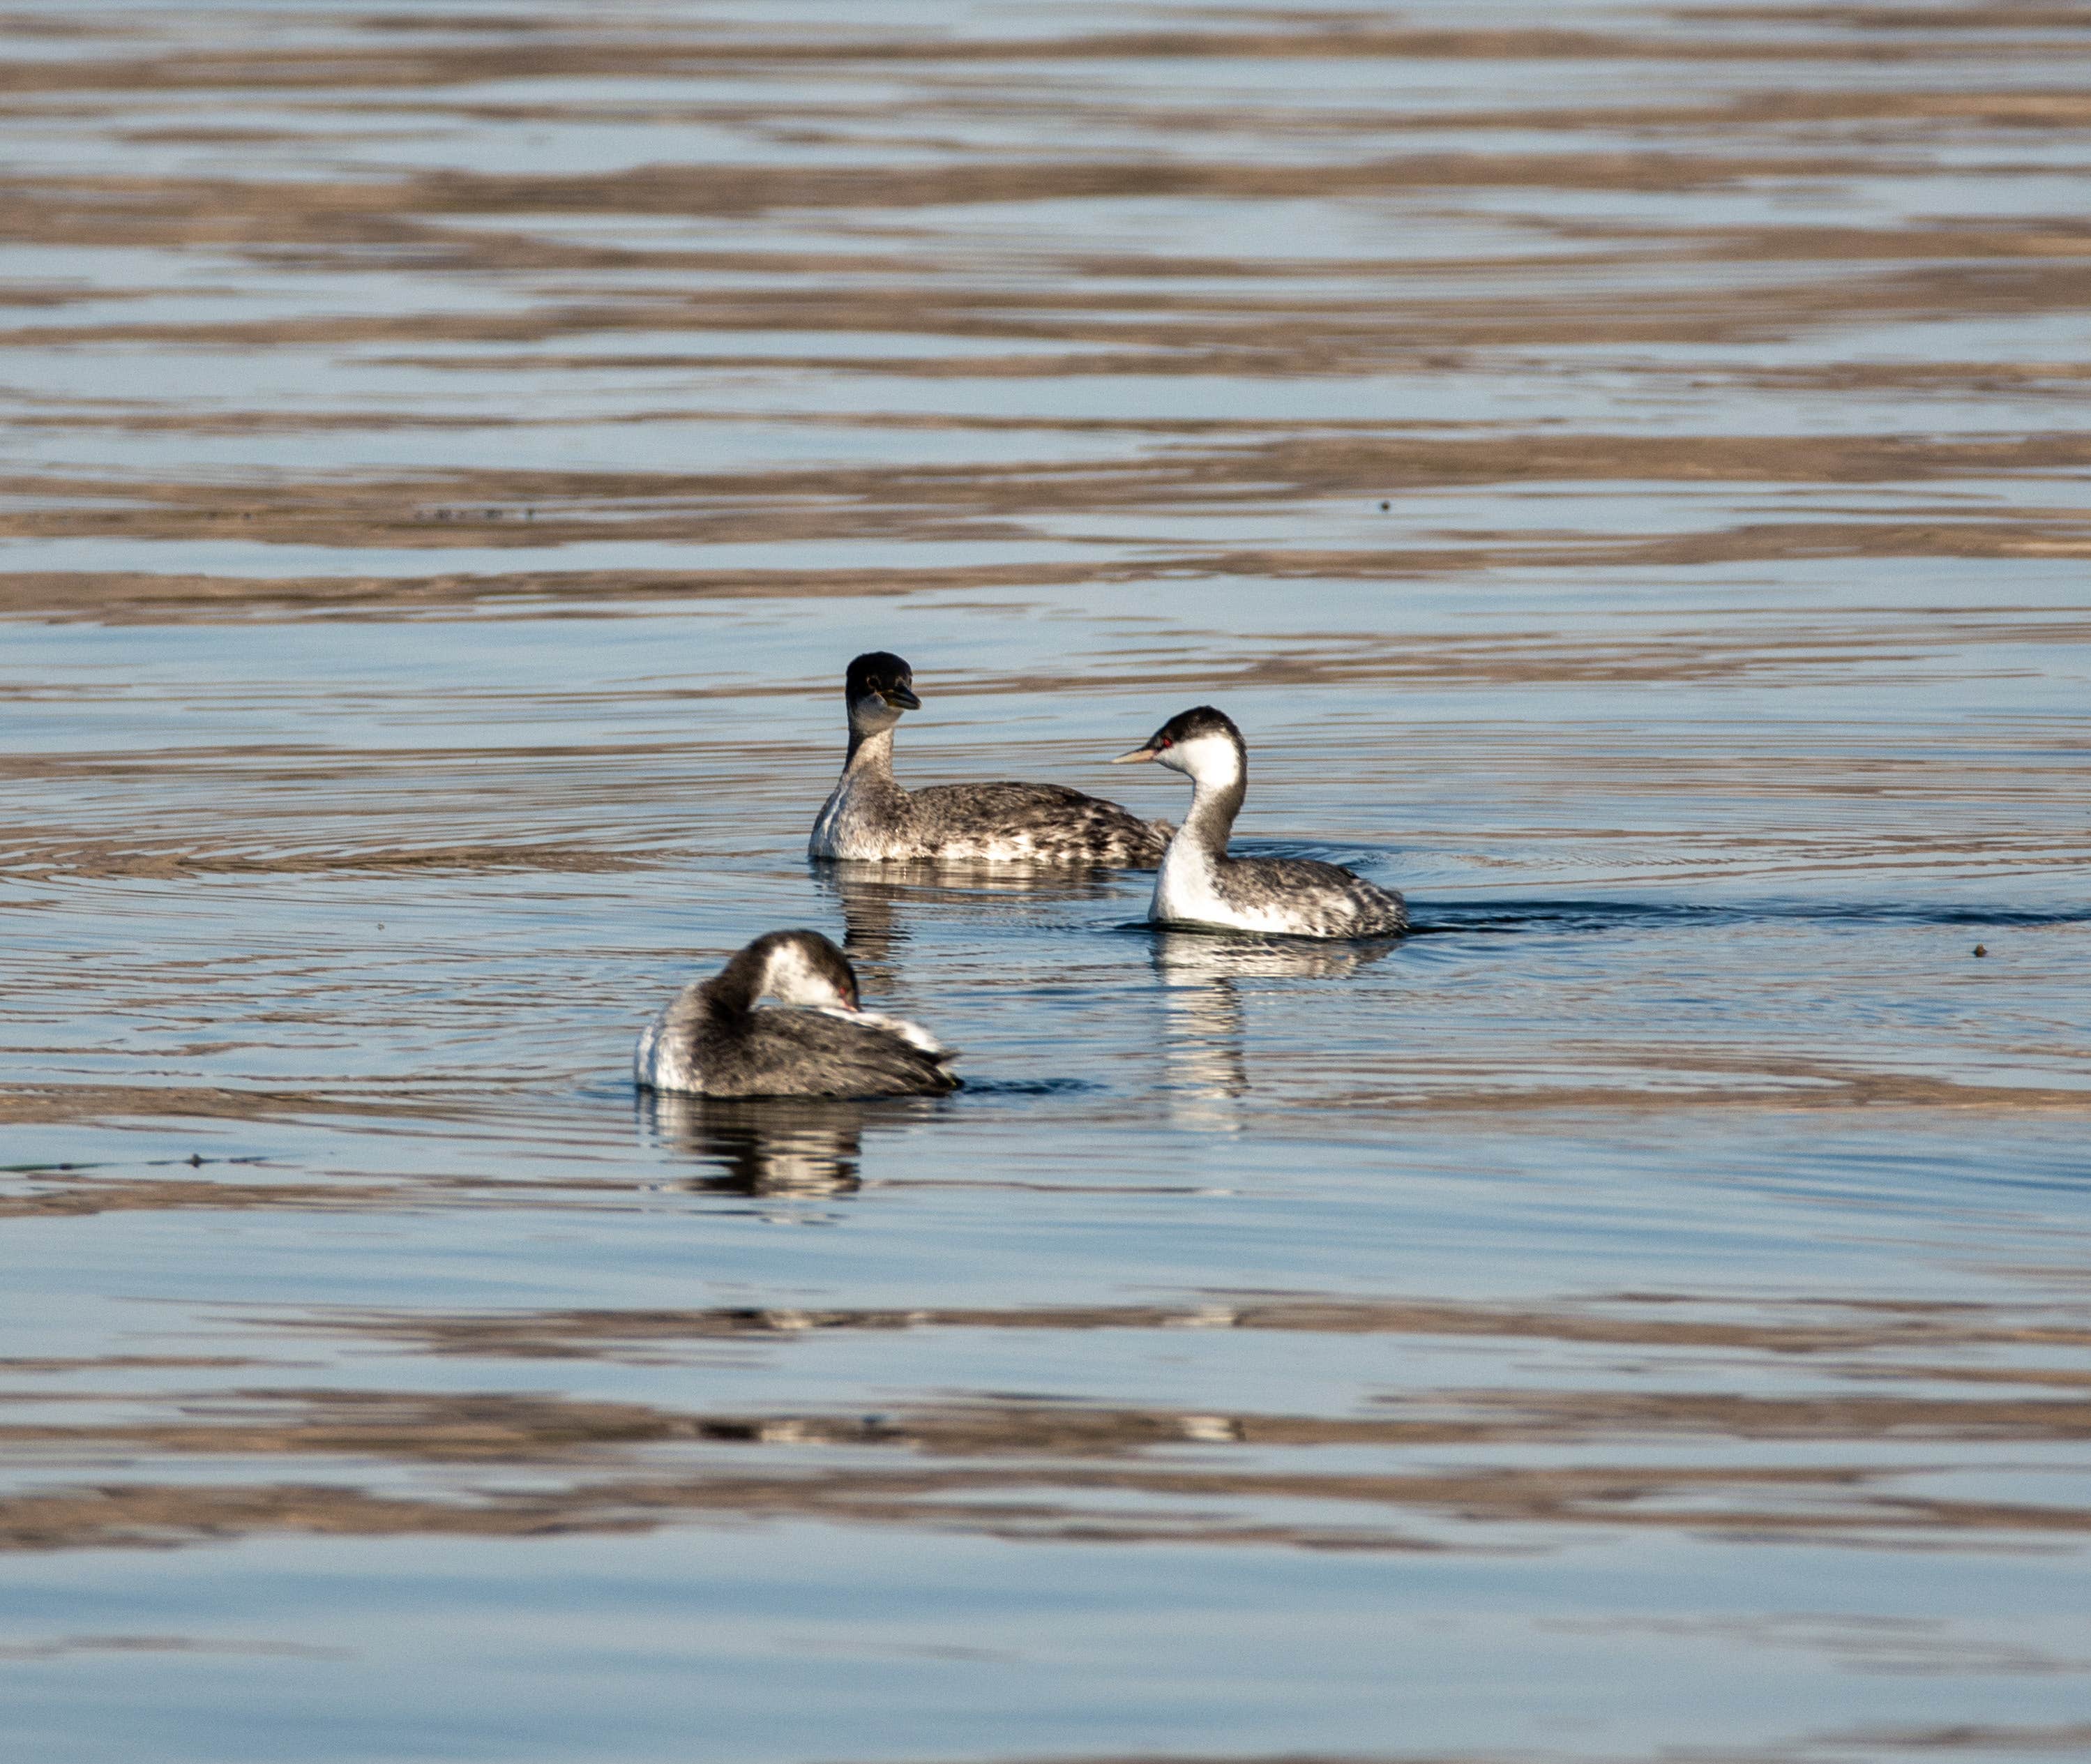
[1158,736,1172,748]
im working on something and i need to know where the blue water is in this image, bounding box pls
[3,2,2090,1761]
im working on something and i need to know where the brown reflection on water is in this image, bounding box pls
[16,1270,2091,1555]
[5,7,2091,623]
[294,1292,2091,1362]
[886,1727,2091,1764]
[4,1304,2090,1554]
[3,4,2091,1752]
[8,438,2091,626]
[8,1290,2078,1556]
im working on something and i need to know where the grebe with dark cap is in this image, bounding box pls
[1112,706,1407,939]
[635,928,958,1098]
[810,651,1169,865]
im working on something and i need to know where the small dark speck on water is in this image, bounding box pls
[1378,499,1390,511]
[1974,944,1987,957]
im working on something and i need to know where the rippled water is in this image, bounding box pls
[4,3,2091,1761]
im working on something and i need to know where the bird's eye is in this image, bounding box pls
[1158,736,1172,749]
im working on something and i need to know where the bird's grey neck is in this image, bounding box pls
[844,723,897,774]
[702,949,768,1017]
[1182,771,1245,857]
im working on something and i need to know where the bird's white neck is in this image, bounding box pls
[1168,734,1246,857]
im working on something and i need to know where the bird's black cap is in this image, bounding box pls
[845,652,920,710]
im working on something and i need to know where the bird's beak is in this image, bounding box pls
[1110,744,1158,764]
[885,683,921,711]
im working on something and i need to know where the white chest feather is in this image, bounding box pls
[633,993,702,1093]
[1153,840,1225,926]
[635,1007,694,1087]
[808,776,863,858]
[1150,843,1276,935]
[810,773,915,860]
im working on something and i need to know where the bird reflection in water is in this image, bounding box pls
[815,859,1122,992]
[1152,930,1397,1128]
[637,1092,889,1196]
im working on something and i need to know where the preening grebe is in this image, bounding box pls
[810,651,1169,866]
[634,928,958,1098]
[1111,707,1407,939]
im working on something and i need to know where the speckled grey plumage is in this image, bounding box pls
[810,651,1169,866]
[679,1004,956,1099]
[1177,850,1406,939]
[635,929,959,1099]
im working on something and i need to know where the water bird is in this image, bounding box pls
[634,928,958,1098]
[810,651,1169,865]
[1111,706,1407,938]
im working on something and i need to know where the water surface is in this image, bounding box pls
[3,3,2090,1762]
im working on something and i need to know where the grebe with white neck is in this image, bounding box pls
[1111,706,1407,939]
[810,651,1169,866]
[635,928,958,1098]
